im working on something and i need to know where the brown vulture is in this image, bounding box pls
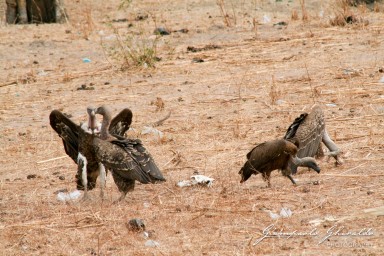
[239,139,320,187]
[91,105,166,202]
[284,105,341,174]
[49,107,133,198]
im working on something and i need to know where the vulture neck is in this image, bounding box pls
[292,156,320,173]
[99,108,113,140]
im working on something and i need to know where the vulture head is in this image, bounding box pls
[79,106,100,134]
[87,106,98,133]
[94,105,114,140]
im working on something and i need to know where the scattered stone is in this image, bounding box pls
[112,18,128,23]
[192,57,204,63]
[58,175,65,180]
[143,230,156,239]
[77,84,95,90]
[127,218,145,232]
[145,240,159,247]
[273,21,288,26]
[367,190,374,195]
[135,14,148,21]
[27,174,37,179]
[174,28,189,33]
[154,27,170,35]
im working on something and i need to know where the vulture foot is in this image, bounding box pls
[322,130,342,166]
[325,151,343,166]
[112,192,128,204]
[81,192,91,201]
[286,174,297,185]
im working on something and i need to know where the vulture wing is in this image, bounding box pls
[284,105,325,173]
[246,140,288,168]
[93,138,165,184]
[49,110,80,164]
[109,108,133,137]
[284,113,308,140]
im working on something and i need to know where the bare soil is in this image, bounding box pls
[1,0,384,255]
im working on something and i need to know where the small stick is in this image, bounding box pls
[37,156,68,164]
[151,111,171,127]
[63,223,105,229]
[322,163,365,181]
[0,81,17,88]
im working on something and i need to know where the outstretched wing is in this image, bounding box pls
[286,106,324,159]
[49,110,80,163]
[93,138,165,184]
[284,105,325,174]
[109,108,133,137]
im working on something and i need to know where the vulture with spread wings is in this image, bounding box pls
[92,105,166,202]
[49,107,133,198]
[284,105,341,174]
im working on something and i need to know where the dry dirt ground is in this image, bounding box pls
[1,0,384,255]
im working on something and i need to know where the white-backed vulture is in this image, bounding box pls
[49,107,133,198]
[239,139,320,187]
[284,105,341,174]
[92,105,166,202]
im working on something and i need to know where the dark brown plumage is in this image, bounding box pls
[239,139,320,187]
[92,105,166,202]
[49,107,133,196]
[284,105,341,174]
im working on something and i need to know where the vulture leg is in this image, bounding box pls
[98,163,106,200]
[77,152,89,200]
[322,129,342,165]
[286,173,297,185]
[262,172,271,187]
[111,171,136,203]
[281,167,297,185]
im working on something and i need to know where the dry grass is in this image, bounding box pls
[216,0,233,27]
[1,0,384,255]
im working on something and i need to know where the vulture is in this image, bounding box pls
[92,105,166,202]
[49,107,133,198]
[239,139,320,187]
[284,105,341,174]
